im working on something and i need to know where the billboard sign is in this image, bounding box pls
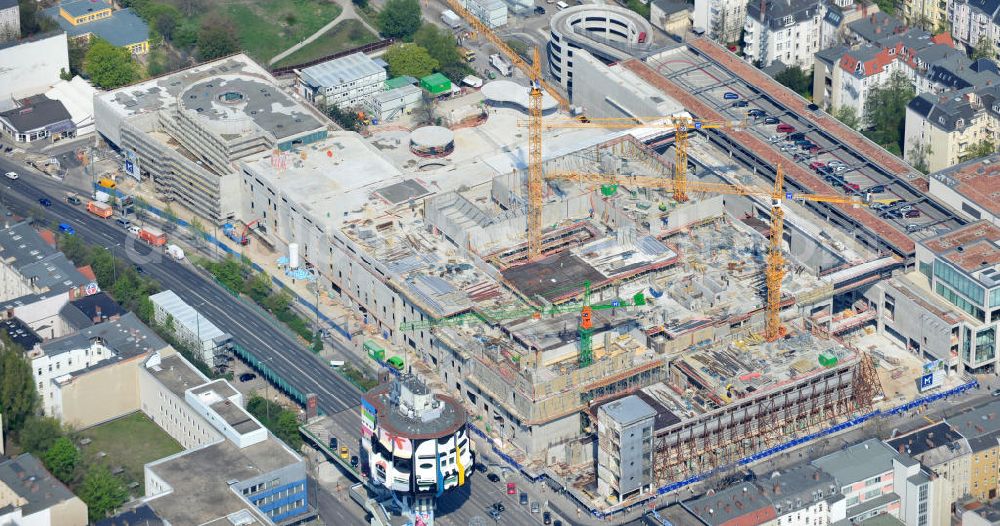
[361,399,377,432]
[123,150,140,181]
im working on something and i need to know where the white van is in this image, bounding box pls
[556,1,568,9]
[329,360,345,368]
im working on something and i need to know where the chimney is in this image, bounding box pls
[773,483,781,495]
[813,470,820,481]
[94,305,102,322]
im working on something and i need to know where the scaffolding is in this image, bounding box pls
[651,353,882,484]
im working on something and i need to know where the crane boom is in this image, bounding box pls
[445,0,569,109]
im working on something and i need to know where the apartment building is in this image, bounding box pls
[902,0,949,32]
[904,85,1000,172]
[888,422,972,503]
[951,0,1000,52]
[682,482,778,525]
[596,395,656,501]
[744,0,830,69]
[945,402,1000,499]
[296,52,387,109]
[30,312,167,423]
[43,0,149,55]
[812,438,939,525]
[693,0,747,44]
[94,55,330,223]
[911,221,1000,372]
[0,454,87,526]
[149,290,231,367]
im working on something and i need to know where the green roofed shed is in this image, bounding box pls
[420,73,452,95]
[385,76,417,90]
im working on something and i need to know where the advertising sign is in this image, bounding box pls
[123,150,140,181]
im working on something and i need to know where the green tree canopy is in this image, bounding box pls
[0,337,37,435]
[832,105,860,130]
[961,139,995,161]
[79,465,129,521]
[84,38,137,89]
[19,417,64,455]
[378,0,423,40]
[863,70,914,154]
[246,396,303,450]
[197,14,240,61]
[42,437,80,483]
[973,37,996,60]
[414,24,462,68]
[384,44,438,78]
[774,65,812,98]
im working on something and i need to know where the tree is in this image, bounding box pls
[863,70,914,154]
[972,37,995,60]
[84,38,137,89]
[378,0,422,40]
[162,204,178,224]
[774,65,812,98]
[78,465,129,521]
[625,0,650,19]
[265,290,293,315]
[832,105,860,130]
[383,44,438,78]
[275,411,303,449]
[907,141,932,174]
[19,417,64,455]
[415,24,462,68]
[190,216,206,246]
[18,0,58,38]
[176,0,205,17]
[312,331,323,353]
[326,104,364,132]
[353,0,369,9]
[961,139,995,161]
[155,12,178,42]
[197,15,240,62]
[873,0,895,14]
[414,92,437,126]
[244,272,272,304]
[42,437,79,483]
[0,342,37,435]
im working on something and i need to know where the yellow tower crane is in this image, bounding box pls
[534,116,745,202]
[544,164,866,341]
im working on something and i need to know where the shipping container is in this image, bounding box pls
[86,201,113,218]
[139,226,167,246]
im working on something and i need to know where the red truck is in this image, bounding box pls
[138,226,167,246]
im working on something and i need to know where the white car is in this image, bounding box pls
[3,171,17,180]
[827,160,846,168]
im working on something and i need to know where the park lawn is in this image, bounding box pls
[273,19,378,68]
[222,0,343,61]
[78,412,183,496]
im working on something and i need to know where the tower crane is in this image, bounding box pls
[530,115,746,203]
[399,282,646,368]
[545,164,868,341]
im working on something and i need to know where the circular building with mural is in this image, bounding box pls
[409,126,455,158]
[361,374,474,518]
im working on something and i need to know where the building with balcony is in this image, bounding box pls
[693,0,747,44]
[744,0,833,69]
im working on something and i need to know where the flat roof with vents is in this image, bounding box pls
[922,221,1000,283]
[930,153,1000,217]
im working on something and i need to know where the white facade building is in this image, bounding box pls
[297,52,387,109]
[461,0,507,28]
[0,32,69,110]
[694,0,747,44]
[744,0,826,69]
[950,0,1000,51]
[369,85,422,122]
[596,395,656,501]
[149,290,232,367]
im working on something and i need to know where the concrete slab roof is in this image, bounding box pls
[299,52,385,89]
[0,454,78,516]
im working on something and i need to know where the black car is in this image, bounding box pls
[487,473,501,483]
[329,436,339,449]
[787,132,806,141]
[350,456,359,467]
[475,463,487,473]
[554,521,563,526]
[864,185,885,194]
[493,502,505,513]
[534,5,545,13]
[38,198,51,207]
[732,100,749,107]
[239,372,257,382]
[748,109,765,118]
[134,265,144,274]
[807,103,820,111]
[763,116,779,124]
[817,166,833,175]
[543,511,552,524]
[489,509,501,520]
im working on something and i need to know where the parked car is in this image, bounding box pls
[531,502,541,513]
[489,509,501,520]
[507,482,516,495]
[134,264,144,274]
[239,372,257,382]
[350,456,359,467]
[38,197,51,207]
[339,446,349,459]
[843,182,861,192]
[788,132,806,141]
[768,135,782,143]
[520,492,528,505]
[827,160,845,167]
[475,463,487,473]
[732,100,749,107]
[776,123,795,133]
[833,165,847,173]
[864,185,885,194]
[723,91,740,100]
[487,473,501,483]
[493,502,506,513]
[3,171,17,180]
[904,209,921,218]
[817,166,833,176]
[116,218,131,228]
[809,161,826,170]
[544,511,552,524]
[763,116,780,124]
[535,5,545,13]
[748,109,766,118]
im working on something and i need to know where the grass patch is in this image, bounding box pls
[78,413,183,495]
[273,19,378,67]
[223,0,342,60]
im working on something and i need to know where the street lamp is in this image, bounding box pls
[105,243,121,285]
